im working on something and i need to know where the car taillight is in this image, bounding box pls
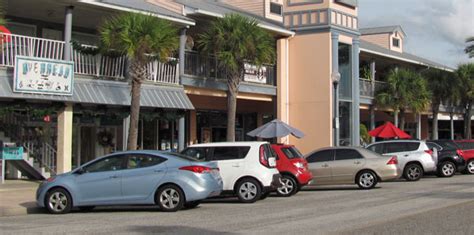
[425,149,433,156]
[46,177,56,182]
[387,156,398,165]
[179,166,214,174]
[259,146,269,167]
[456,149,465,158]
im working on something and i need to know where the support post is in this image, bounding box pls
[370,60,376,96]
[351,38,360,146]
[177,28,187,151]
[370,105,375,143]
[416,114,422,140]
[394,111,399,127]
[331,32,339,147]
[57,103,73,174]
[122,115,130,151]
[450,112,455,140]
[178,117,185,151]
[63,6,74,61]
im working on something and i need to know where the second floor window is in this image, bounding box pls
[392,38,400,48]
[270,2,282,16]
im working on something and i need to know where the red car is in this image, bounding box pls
[454,140,474,174]
[271,144,313,197]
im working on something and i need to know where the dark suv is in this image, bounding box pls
[426,140,465,177]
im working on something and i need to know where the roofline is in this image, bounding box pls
[360,25,406,37]
[188,8,295,36]
[360,47,454,72]
[78,0,195,26]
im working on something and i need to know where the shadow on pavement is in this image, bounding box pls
[126,225,236,234]
[301,186,381,191]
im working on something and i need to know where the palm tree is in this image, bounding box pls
[465,37,474,58]
[376,68,430,130]
[197,14,275,141]
[456,63,474,139]
[423,68,455,139]
[100,13,179,150]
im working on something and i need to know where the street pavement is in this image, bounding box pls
[0,174,473,234]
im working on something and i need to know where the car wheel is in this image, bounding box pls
[403,164,423,181]
[78,206,95,212]
[184,201,201,209]
[437,161,456,177]
[156,185,185,212]
[356,170,378,189]
[45,188,72,214]
[236,178,261,203]
[464,160,474,174]
[276,175,297,197]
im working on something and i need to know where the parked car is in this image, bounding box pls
[454,140,474,174]
[37,151,223,214]
[304,147,400,189]
[426,140,465,177]
[271,144,313,197]
[181,142,282,203]
[366,140,437,181]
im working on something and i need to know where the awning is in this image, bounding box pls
[0,76,194,110]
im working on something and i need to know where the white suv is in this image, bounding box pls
[366,140,437,181]
[181,142,282,203]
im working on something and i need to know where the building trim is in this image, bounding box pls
[287,0,324,7]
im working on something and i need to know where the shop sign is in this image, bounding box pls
[14,56,74,96]
[244,63,267,84]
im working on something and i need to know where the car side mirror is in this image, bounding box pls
[268,157,277,167]
[75,167,85,175]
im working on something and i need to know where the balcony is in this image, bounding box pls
[0,32,179,84]
[184,51,276,86]
[359,78,388,98]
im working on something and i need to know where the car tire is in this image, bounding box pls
[45,188,72,214]
[356,170,378,189]
[184,201,201,209]
[276,175,298,197]
[403,164,423,181]
[437,161,456,177]
[464,160,474,175]
[78,206,95,212]
[235,178,261,203]
[156,185,185,212]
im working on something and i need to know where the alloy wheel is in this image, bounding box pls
[441,162,455,176]
[408,166,421,180]
[359,172,375,188]
[48,192,68,213]
[277,177,294,195]
[468,161,474,174]
[239,182,257,200]
[159,188,180,210]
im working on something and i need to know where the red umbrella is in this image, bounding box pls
[0,25,12,43]
[368,121,411,139]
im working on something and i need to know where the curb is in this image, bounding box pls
[0,206,43,217]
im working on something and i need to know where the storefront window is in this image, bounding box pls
[338,43,352,100]
[339,102,352,146]
[196,111,257,143]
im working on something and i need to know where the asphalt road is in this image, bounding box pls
[0,174,473,234]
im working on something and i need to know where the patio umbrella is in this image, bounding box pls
[368,121,411,139]
[0,25,11,43]
[247,119,304,139]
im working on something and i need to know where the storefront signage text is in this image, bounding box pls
[244,63,267,84]
[14,56,74,96]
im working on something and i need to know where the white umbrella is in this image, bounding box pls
[247,119,304,139]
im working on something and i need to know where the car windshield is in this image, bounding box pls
[281,147,303,159]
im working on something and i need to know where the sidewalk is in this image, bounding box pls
[0,180,43,217]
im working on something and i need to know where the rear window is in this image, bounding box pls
[430,141,459,150]
[335,149,364,160]
[212,146,251,160]
[456,142,474,150]
[385,142,420,153]
[367,143,384,154]
[281,147,303,159]
[180,148,209,161]
[306,150,334,163]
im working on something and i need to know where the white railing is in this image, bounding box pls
[0,32,179,84]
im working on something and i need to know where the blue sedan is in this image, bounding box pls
[37,150,223,214]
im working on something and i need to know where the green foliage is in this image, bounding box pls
[465,37,474,58]
[360,123,371,144]
[99,12,179,63]
[456,63,474,103]
[375,68,431,114]
[197,13,275,79]
[423,68,458,109]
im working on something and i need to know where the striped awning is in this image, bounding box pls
[0,75,194,110]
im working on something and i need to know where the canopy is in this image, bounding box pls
[247,119,304,139]
[368,121,411,139]
[0,25,11,43]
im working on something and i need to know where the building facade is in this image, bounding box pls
[0,0,468,179]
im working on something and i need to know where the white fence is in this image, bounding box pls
[0,32,179,84]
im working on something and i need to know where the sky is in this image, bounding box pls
[358,0,474,69]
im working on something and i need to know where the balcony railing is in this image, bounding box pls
[359,78,388,98]
[184,50,276,86]
[0,32,179,84]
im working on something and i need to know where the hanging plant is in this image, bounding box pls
[71,40,124,58]
[97,130,114,147]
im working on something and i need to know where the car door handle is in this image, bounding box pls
[354,161,361,164]
[232,164,240,167]
[322,164,329,167]
[109,175,119,179]
[154,169,163,173]
[404,154,409,157]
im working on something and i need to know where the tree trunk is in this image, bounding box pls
[464,102,472,139]
[432,104,439,140]
[226,73,240,142]
[127,60,146,150]
[399,109,406,131]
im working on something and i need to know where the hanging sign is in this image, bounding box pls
[243,63,267,84]
[14,56,74,96]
